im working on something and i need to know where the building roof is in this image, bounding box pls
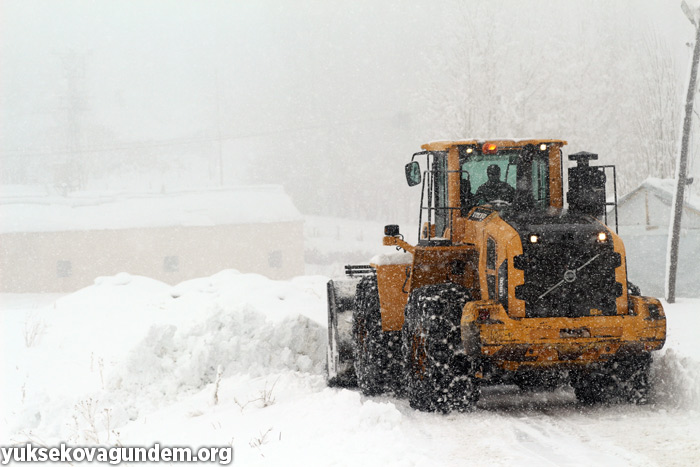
[617,178,700,214]
[0,185,303,234]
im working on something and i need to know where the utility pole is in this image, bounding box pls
[215,70,224,187]
[667,1,700,303]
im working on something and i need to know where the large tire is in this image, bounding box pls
[352,276,402,396]
[612,353,652,404]
[570,368,615,404]
[513,370,566,392]
[570,353,651,405]
[402,284,479,413]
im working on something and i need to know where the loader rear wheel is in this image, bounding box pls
[352,276,402,396]
[402,284,478,413]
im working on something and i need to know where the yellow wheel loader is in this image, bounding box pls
[327,140,666,412]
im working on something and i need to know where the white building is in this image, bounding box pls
[614,178,700,298]
[615,178,700,231]
[0,186,304,292]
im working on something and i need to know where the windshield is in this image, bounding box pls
[459,146,549,213]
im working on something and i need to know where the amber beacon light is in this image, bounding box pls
[482,142,498,154]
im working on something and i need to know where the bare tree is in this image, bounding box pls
[417,1,680,196]
[631,30,683,182]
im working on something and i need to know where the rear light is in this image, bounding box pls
[643,302,664,321]
[647,304,661,320]
[478,309,490,321]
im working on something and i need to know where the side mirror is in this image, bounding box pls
[405,161,421,187]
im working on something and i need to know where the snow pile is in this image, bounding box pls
[653,349,700,409]
[112,304,325,400]
[652,300,700,409]
[357,400,403,429]
[3,273,174,403]
[1,270,328,443]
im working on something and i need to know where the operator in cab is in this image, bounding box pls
[475,164,515,204]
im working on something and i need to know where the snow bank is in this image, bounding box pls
[651,299,700,409]
[2,271,700,464]
[1,271,328,443]
[653,349,700,409]
[110,303,325,403]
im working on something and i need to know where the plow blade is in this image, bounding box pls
[326,278,359,387]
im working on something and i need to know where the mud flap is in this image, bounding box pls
[327,279,359,387]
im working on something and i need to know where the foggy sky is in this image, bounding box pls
[1,1,433,145]
[1,0,697,219]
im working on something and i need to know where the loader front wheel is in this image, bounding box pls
[570,369,614,404]
[352,276,402,395]
[614,353,652,404]
[402,284,478,413]
[403,317,432,411]
[570,353,652,405]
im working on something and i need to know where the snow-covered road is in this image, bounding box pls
[1,271,698,466]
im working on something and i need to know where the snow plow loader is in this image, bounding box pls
[327,139,666,412]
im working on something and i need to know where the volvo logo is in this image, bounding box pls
[537,254,599,301]
[563,269,577,283]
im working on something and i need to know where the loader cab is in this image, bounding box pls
[408,140,566,243]
[458,143,551,213]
